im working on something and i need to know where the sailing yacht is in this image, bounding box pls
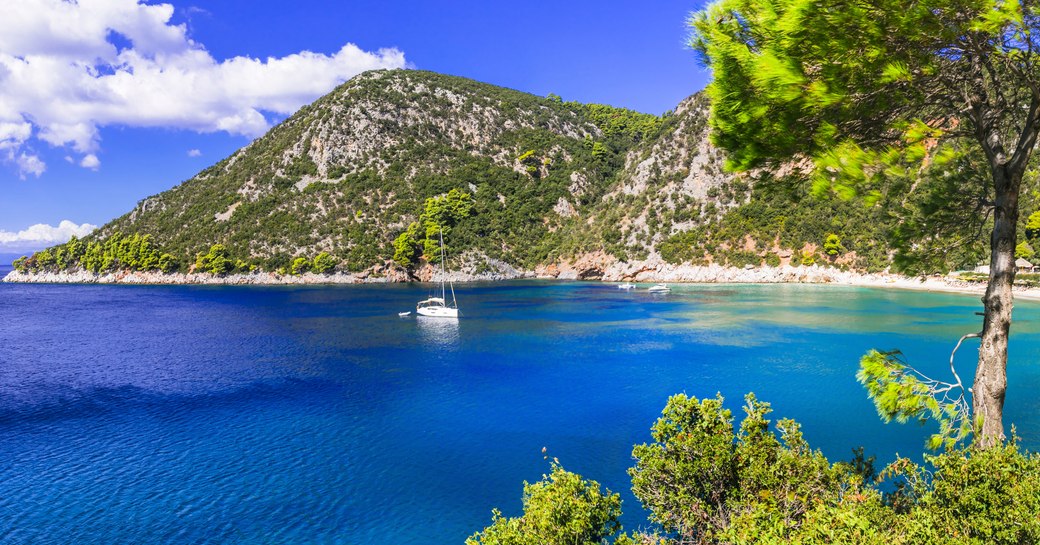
[416,230,459,318]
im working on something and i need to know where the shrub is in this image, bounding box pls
[158,253,177,273]
[467,463,623,545]
[824,233,844,256]
[1016,241,1035,260]
[903,442,1040,543]
[195,244,234,275]
[630,393,865,543]
[475,390,1040,545]
[312,252,337,274]
[393,222,424,268]
[290,257,311,275]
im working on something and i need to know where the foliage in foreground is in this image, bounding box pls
[689,0,1040,448]
[471,393,1040,545]
[857,349,974,451]
[466,463,624,545]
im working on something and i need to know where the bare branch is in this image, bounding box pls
[949,332,981,395]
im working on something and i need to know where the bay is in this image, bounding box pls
[1,280,1038,544]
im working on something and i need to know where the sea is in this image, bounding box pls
[1,273,1039,544]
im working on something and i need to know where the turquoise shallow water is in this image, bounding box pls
[0,278,1038,543]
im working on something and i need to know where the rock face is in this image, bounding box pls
[535,251,617,280]
[591,92,734,255]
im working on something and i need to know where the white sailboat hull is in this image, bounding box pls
[416,305,459,318]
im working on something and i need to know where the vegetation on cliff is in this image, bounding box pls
[13,233,177,274]
[14,70,676,276]
[11,68,1036,279]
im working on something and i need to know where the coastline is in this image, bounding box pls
[2,262,1027,301]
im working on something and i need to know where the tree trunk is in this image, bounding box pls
[975,166,1021,448]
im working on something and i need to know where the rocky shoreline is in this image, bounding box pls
[1,261,1014,300]
[0,267,528,286]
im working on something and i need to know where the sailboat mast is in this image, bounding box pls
[439,229,446,303]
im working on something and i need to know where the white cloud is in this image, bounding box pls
[0,122,31,150]
[0,220,97,252]
[80,153,101,169]
[187,148,201,157]
[12,152,46,179]
[0,0,408,175]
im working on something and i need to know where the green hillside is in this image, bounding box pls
[10,69,1006,278]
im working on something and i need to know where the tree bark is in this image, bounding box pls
[975,166,1020,447]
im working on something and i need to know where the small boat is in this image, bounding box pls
[647,283,671,293]
[618,283,635,290]
[416,230,460,319]
[398,311,411,317]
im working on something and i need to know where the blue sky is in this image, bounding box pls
[0,0,710,253]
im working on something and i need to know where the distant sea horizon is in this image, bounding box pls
[0,252,26,268]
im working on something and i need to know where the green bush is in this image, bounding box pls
[467,463,623,545]
[312,252,337,274]
[195,244,234,275]
[1016,241,1035,260]
[20,233,179,274]
[824,233,844,257]
[393,222,424,268]
[630,393,864,543]
[290,257,311,275]
[158,253,178,273]
[393,189,476,268]
[903,442,1040,543]
[475,391,1040,544]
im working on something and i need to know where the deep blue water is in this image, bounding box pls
[1,277,1039,544]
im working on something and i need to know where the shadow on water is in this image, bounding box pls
[0,378,342,428]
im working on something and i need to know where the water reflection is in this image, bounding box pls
[416,316,461,349]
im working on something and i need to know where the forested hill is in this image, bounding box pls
[11,69,990,279]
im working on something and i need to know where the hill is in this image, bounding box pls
[7,69,993,281]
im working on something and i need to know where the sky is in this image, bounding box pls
[0,0,712,254]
